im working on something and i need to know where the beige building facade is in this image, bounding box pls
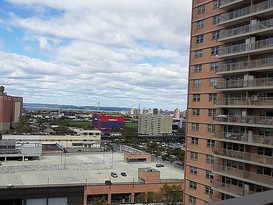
[138,114,172,135]
[185,0,273,204]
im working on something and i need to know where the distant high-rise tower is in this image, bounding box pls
[0,86,23,132]
[185,1,273,205]
[174,108,180,119]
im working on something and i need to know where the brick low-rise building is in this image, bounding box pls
[0,86,23,132]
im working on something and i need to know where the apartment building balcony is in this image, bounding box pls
[219,0,273,26]
[213,164,273,187]
[215,97,273,109]
[212,180,256,197]
[220,0,247,10]
[213,131,273,147]
[216,77,273,91]
[218,38,273,58]
[219,19,273,43]
[213,147,273,166]
[214,115,273,128]
[217,58,273,75]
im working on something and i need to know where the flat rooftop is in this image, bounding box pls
[0,152,183,187]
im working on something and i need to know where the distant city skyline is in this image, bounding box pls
[0,0,191,110]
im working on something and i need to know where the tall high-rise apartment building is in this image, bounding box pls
[185,0,273,204]
[138,114,172,136]
[0,86,23,132]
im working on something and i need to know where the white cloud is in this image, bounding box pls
[2,0,191,110]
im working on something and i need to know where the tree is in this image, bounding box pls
[159,184,183,205]
[14,116,32,134]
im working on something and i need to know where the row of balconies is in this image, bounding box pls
[212,180,256,197]
[219,18,273,41]
[219,38,273,58]
[213,164,273,187]
[213,147,273,165]
[215,97,273,108]
[213,131,273,146]
[216,77,273,90]
[217,58,273,74]
[214,114,273,128]
[220,0,273,25]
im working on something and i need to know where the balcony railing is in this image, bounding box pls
[215,97,273,107]
[213,181,256,196]
[216,77,273,89]
[213,131,273,146]
[213,164,273,186]
[220,0,273,24]
[219,38,273,56]
[214,114,273,127]
[217,58,273,74]
[213,147,273,165]
[219,18,273,40]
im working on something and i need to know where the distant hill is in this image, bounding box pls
[24,103,131,112]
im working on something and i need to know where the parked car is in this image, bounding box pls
[121,172,127,177]
[111,172,118,178]
[156,163,164,167]
[105,180,112,185]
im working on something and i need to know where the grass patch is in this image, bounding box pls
[68,121,92,129]
[125,122,138,129]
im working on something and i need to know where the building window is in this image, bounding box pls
[212,15,220,24]
[206,155,214,164]
[206,170,214,180]
[195,49,203,58]
[193,94,201,102]
[213,0,221,9]
[208,93,217,102]
[257,166,273,176]
[189,181,197,190]
[209,78,217,87]
[208,109,216,117]
[207,140,215,148]
[210,62,219,71]
[192,108,200,116]
[192,123,199,131]
[190,151,198,160]
[196,34,204,44]
[191,137,199,145]
[207,124,215,133]
[194,64,202,72]
[212,30,220,40]
[258,147,272,156]
[196,19,204,29]
[190,166,198,175]
[189,195,197,204]
[197,4,205,14]
[205,186,213,195]
[211,46,219,56]
[193,79,201,87]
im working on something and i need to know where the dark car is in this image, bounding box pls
[105,180,112,185]
[121,172,127,177]
[156,163,164,167]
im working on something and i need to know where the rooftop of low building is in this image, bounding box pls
[0,152,183,187]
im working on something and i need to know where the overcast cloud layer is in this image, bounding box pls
[0,0,191,110]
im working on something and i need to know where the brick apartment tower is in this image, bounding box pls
[185,0,273,204]
[0,86,23,132]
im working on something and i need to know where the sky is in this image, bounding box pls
[0,0,191,111]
